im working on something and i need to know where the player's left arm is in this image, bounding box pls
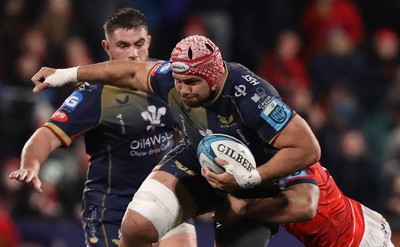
[234,66,320,184]
[204,104,320,190]
[259,113,321,182]
[8,127,62,193]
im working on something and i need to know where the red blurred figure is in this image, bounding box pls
[0,158,22,247]
[0,209,22,247]
[299,0,364,62]
[257,30,311,114]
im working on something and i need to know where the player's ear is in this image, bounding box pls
[101,39,109,51]
[147,35,152,46]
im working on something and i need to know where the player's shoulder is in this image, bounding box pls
[223,62,279,101]
[151,60,171,75]
[226,62,268,87]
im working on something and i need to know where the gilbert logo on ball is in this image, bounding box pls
[197,134,256,174]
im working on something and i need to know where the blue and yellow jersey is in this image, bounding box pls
[45,83,181,210]
[149,61,295,168]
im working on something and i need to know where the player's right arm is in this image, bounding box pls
[31,60,159,93]
[8,127,62,193]
[215,182,319,224]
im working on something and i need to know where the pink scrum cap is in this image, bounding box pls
[170,35,224,91]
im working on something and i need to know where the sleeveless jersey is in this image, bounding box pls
[45,83,181,210]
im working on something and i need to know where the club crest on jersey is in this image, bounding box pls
[261,98,292,131]
[217,115,235,125]
[141,105,166,131]
[171,62,190,73]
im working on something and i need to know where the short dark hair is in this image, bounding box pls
[103,7,148,35]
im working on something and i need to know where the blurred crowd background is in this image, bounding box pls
[2,0,400,246]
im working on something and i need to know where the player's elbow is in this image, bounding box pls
[304,139,321,167]
[299,191,319,221]
[298,202,318,221]
[288,183,319,222]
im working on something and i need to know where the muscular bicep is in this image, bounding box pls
[31,127,62,152]
[273,114,319,154]
[270,114,320,171]
[256,114,321,181]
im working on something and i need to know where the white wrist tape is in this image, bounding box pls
[224,163,262,189]
[44,66,79,87]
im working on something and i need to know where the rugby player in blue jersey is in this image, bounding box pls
[9,8,196,247]
[30,35,321,247]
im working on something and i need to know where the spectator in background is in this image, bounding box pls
[299,0,364,63]
[307,28,366,170]
[0,0,46,81]
[308,26,367,109]
[361,27,400,114]
[257,30,311,116]
[228,0,299,69]
[360,71,400,191]
[184,0,233,61]
[38,0,72,53]
[51,36,95,108]
[315,86,362,179]
[7,26,48,88]
[328,129,382,209]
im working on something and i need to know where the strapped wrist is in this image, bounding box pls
[225,162,262,189]
[44,66,79,87]
[240,169,262,189]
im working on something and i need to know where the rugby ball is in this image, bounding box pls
[197,134,257,174]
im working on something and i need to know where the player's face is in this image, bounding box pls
[102,27,151,61]
[173,73,212,108]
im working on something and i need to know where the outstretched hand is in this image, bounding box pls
[31,66,79,92]
[31,67,56,93]
[9,169,42,193]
